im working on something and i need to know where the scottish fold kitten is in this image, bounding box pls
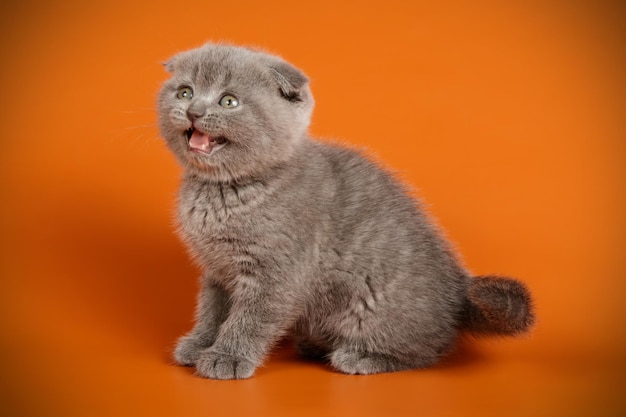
[157,43,534,379]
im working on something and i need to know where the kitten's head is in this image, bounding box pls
[158,43,314,182]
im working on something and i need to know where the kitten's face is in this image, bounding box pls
[158,44,314,182]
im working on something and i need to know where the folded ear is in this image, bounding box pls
[269,61,309,102]
[162,55,179,73]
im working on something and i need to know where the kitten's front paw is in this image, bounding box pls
[196,349,256,380]
[173,335,210,366]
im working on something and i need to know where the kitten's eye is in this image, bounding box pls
[176,86,194,100]
[219,94,239,108]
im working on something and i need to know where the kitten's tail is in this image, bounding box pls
[462,275,535,336]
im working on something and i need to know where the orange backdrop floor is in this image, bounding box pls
[2,1,625,416]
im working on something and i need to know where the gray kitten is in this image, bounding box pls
[157,43,534,379]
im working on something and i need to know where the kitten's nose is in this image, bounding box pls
[186,108,205,122]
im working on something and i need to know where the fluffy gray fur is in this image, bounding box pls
[157,43,534,379]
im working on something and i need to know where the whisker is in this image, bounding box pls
[122,124,158,130]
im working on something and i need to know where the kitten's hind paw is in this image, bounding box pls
[196,350,256,380]
[173,335,211,366]
[330,348,419,375]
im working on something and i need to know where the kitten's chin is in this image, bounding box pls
[185,128,228,156]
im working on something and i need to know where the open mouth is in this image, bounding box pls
[185,128,228,155]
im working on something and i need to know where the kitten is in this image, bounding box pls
[157,43,534,379]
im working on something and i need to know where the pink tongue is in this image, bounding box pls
[189,130,212,152]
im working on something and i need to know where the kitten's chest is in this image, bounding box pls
[176,178,269,264]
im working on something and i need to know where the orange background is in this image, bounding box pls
[2,1,625,416]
